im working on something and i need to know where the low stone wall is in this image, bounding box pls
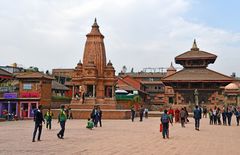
[0,118,5,122]
[69,104,117,110]
[43,109,131,119]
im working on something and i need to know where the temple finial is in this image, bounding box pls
[92,18,99,27]
[191,39,199,51]
[78,59,82,65]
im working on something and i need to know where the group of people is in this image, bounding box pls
[168,107,189,128]
[32,104,104,142]
[31,103,240,142]
[208,106,240,126]
[160,105,240,139]
[32,105,68,142]
[160,107,191,139]
[1,109,17,121]
[130,105,149,122]
[86,105,102,129]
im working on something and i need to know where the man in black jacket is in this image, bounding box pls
[32,105,45,142]
[193,105,202,131]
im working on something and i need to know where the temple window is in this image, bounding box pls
[105,86,112,98]
[86,85,95,97]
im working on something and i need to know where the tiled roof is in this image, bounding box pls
[52,81,69,91]
[123,72,166,78]
[0,68,12,77]
[162,68,233,82]
[175,50,217,60]
[121,76,141,90]
[176,40,217,60]
[15,72,54,80]
[117,77,148,94]
[140,81,164,85]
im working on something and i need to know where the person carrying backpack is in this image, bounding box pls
[44,108,53,130]
[161,109,173,139]
[57,105,67,139]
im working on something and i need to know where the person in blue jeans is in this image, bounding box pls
[161,109,172,139]
[193,105,202,131]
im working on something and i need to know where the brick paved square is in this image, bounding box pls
[0,117,240,155]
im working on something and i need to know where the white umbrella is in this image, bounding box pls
[115,89,128,94]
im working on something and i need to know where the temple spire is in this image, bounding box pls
[87,18,103,37]
[191,39,199,51]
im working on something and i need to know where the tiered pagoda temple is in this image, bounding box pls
[162,40,234,105]
[71,19,117,104]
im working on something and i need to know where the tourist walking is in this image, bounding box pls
[234,107,240,126]
[193,105,202,131]
[131,106,136,122]
[180,108,186,127]
[139,105,144,122]
[97,106,102,127]
[203,106,207,118]
[213,106,217,125]
[168,107,174,123]
[160,110,172,139]
[209,108,213,125]
[174,108,180,123]
[32,105,45,142]
[68,108,73,119]
[57,105,67,139]
[144,108,149,118]
[226,107,233,126]
[44,108,53,130]
[222,107,227,125]
[217,108,222,125]
[184,107,189,123]
[91,106,98,127]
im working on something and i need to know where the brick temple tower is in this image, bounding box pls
[71,19,117,104]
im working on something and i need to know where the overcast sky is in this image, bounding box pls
[0,0,239,76]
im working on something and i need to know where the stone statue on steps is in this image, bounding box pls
[194,89,199,106]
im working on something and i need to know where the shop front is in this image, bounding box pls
[20,101,38,118]
[19,92,40,118]
[0,93,18,118]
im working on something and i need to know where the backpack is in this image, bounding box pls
[161,114,169,123]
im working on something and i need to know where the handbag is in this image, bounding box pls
[160,123,163,132]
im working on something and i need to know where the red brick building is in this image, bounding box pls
[0,72,54,118]
[119,64,175,106]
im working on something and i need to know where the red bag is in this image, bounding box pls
[160,123,163,132]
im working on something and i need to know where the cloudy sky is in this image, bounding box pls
[0,0,239,76]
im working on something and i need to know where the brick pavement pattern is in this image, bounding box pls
[0,117,240,155]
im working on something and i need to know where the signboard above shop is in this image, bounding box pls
[3,93,18,99]
[20,92,40,98]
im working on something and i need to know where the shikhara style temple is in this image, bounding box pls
[162,40,234,105]
[70,19,116,105]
